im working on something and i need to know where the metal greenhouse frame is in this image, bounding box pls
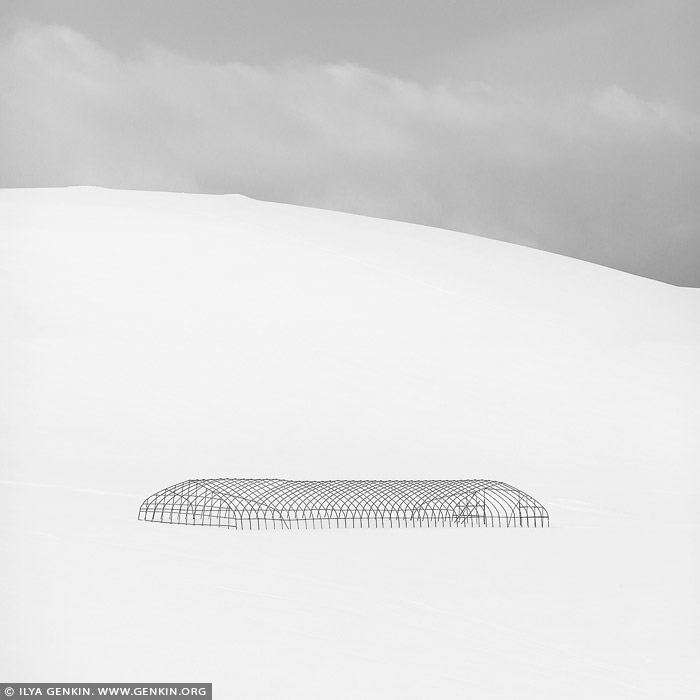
[139,478,549,529]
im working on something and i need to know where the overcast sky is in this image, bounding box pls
[1,0,698,285]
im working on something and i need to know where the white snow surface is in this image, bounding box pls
[1,187,699,697]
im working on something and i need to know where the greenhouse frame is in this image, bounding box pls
[138,478,549,529]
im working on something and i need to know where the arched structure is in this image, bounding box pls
[139,478,549,529]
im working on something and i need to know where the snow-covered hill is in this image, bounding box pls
[2,187,698,697]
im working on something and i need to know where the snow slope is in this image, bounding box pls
[1,187,699,697]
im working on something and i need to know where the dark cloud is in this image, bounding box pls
[1,25,699,285]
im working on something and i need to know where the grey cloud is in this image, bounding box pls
[1,24,699,285]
